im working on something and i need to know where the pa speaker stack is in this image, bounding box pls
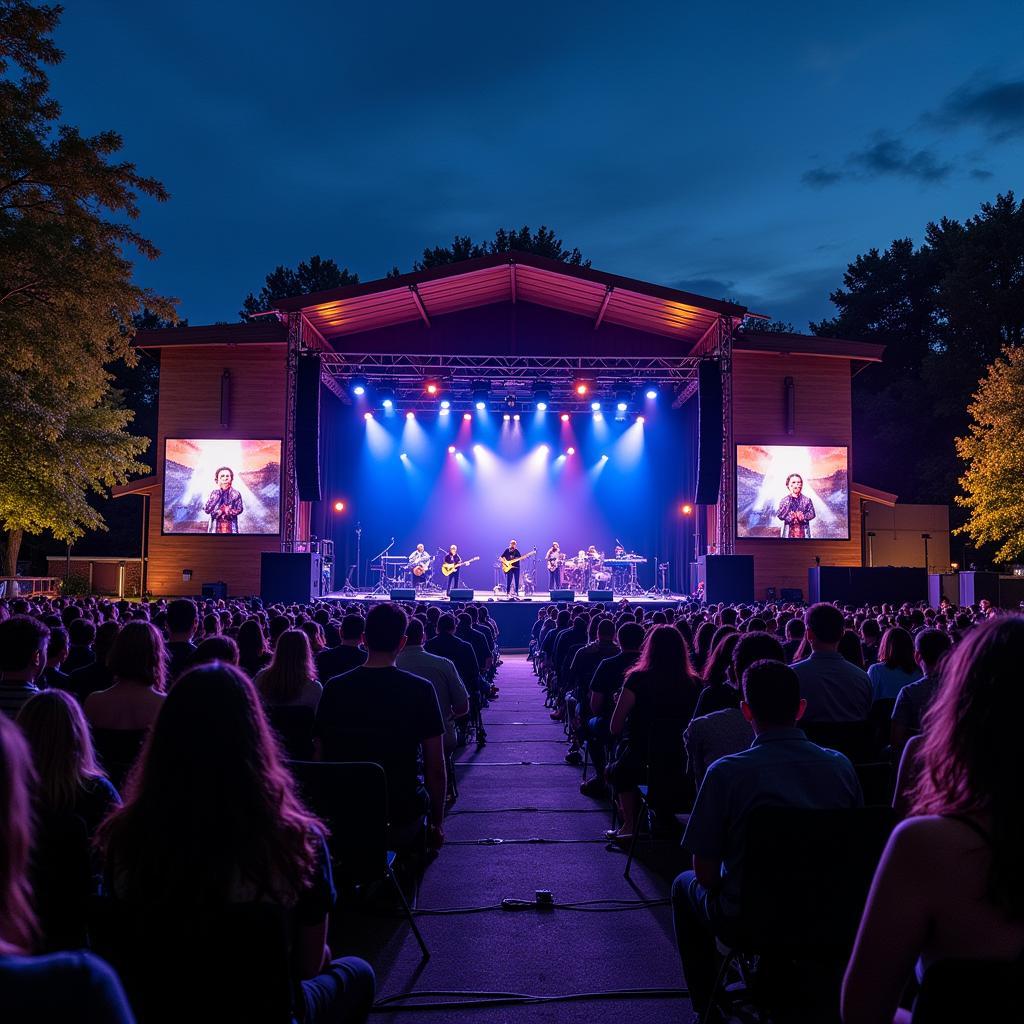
[695,360,723,506]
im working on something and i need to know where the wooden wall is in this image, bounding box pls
[732,350,862,599]
[146,345,287,596]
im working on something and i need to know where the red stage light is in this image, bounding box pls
[426,382,438,395]
[334,500,346,513]
[560,413,570,422]
[575,382,588,396]
[680,503,693,515]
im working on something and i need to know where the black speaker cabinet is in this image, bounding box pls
[587,590,614,602]
[698,555,754,603]
[389,588,416,601]
[295,354,322,502]
[448,588,473,601]
[201,581,228,600]
[260,552,322,604]
[808,566,927,605]
[550,589,575,602]
[695,360,723,505]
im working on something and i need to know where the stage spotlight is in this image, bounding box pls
[379,388,395,409]
[513,413,520,422]
[472,386,489,410]
[405,411,415,420]
[448,445,457,454]
[575,381,589,397]
[601,454,608,461]
[567,446,576,455]
[503,413,511,422]
[615,389,631,413]
[363,411,373,421]
[400,452,408,459]
[645,387,659,400]
[590,400,601,412]
[351,377,367,397]
[539,444,550,453]
[504,392,518,410]
[560,413,570,423]
[426,381,439,396]
[440,399,451,410]
[534,387,551,411]
[680,503,693,515]
[463,412,472,421]
[333,500,346,513]
[636,414,645,424]
[473,443,483,453]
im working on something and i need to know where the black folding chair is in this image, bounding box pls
[288,760,429,959]
[912,958,1022,1022]
[802,719,874,762]
[265,703,316,761]
[704,805,895,1023]
[88,898,294,1024]
[854,760,895,807]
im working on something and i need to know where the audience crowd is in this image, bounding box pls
[0,587,1019,1022]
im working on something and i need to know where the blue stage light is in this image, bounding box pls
[382,398,393,409]
[351,376,368,397]
[590,400,601,412]
[645,387,658,400]
[440,399,451,410]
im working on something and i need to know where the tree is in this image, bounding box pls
[240,255,358,319]
[955,346,1024,562]
[411,225,590,271]
[0,1,174,576]
[738,318,795,334]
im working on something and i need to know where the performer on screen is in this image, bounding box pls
[501,540,521,599]
[776,473,816,539]
[545,541,562,589]
[443,544,460,594]
[203,467,244,535]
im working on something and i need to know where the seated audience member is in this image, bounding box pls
[254,629,322,711]
[859,618,882,668]
[838,629,866,670]
[889,628,952,757]
[68,621,120,702]
[456,613,492,690]
[62,618,96,675]
[39,627,72,691]
[0,713,135,1022]
[867,626,921,702]
[607,626,699,841]
[674,660,863,1018]
[164,599,198,681]
[97,664,375,1023]
[192,635,239,668]
[315,603,446,849]
[693,633,743,717]
[0,616,48,718]
[299,621,327,659]
[425,613,481,704]
[684,632,785,785]
[841,616,1024,1024]
[781,618,805,663]
[316,613,367,682]
[396,618,469,752]
[692,621,717,671]
[792,603,872,722]
[236,619,272,677]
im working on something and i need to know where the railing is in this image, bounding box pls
[0,577,62,598]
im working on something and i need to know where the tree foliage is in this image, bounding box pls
[812,193,1024,516]
[955,346,1024,561]
[240,255,358,319]
[0,1,174,573]
[411,225,590,271]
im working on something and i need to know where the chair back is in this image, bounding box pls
[32,810,92,950]
[854,760,894,806]
[912,958,1022,1021]
[88,898,294,1024]
[91,727,148,790]
[866,697,896,755]
[264,703,315,760]
[801,720,873,762]
[736,806,895,957]
[644,716,691,812]
[289,760,391,879]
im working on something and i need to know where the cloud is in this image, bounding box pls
[803,134,952,188]
[970,168,994,180]
[929,76,1024,141]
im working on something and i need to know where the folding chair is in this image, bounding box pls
[801,719,874,762]
[264,703,316,761]
[288,760,429,959]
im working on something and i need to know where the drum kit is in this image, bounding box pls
[556,549,648,595]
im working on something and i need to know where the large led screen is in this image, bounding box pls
[736,444,849,540]
[162,439,281,535]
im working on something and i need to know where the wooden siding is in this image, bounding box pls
[146,346,287,596]
[732,350,862,599]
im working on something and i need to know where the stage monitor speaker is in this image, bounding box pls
[390,588,416,601]
[550,589,575,602]
[694,360,723,506]
[698,555,754,603]
[780,587,804,602]
[448,588,473,601]
[260,552,321,604]
[295,354,322,502]
[201,581,227,600]
[587,590,614,602]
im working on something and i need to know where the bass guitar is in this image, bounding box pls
[441,556,480,577]
[500,549,536,573]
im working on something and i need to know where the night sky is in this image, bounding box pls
[52,1,1024,328]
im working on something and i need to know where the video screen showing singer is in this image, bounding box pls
[203,467,244,534]
[776,473,816,539]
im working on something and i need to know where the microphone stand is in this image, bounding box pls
[368,538,395,596]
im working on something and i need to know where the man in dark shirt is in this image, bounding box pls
[0,616,48,717]
[165,598,199,681]
[456,613,491,689]
[425,613,480,699]
[317,613,368,682]
[62,618,96,675]
[580,621,645,795]
[69,621,120,701]
[672,659,862,1017]
[315,603,447,849]
[890,627,951,756]
[39,626,73,692]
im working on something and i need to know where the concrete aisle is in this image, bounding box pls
[346,653,690,1023]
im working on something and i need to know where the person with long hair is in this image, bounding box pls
[841,616,1024,1024]
[692,621,717,672]
[236,619,272,677]
[97,664,374,1022]
[866,626,921,702]
[0,713,134,1020]
[254,629,322,710]
[607,625,700,841]
[84,622,167,732]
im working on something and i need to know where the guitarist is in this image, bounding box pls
[501,539,522,598]
[443,544,461,594]
[545,541,563,589]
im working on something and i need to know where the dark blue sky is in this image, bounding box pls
[53,1,1024,328]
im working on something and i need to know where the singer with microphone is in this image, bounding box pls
[203,466,244,534]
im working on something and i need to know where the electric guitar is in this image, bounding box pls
[441,556,480,577]
[500,549,536,573]
[546,552,565,572]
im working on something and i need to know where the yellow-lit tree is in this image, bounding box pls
[956,345,1024,562]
